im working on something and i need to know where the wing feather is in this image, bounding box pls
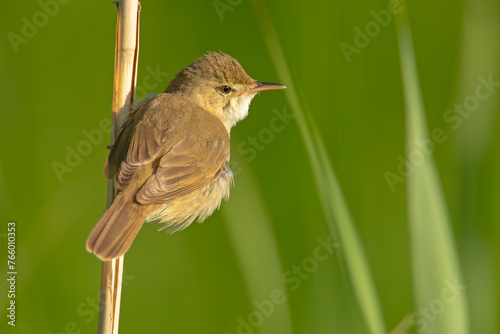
[105,93,230,204]
[136,137,229,204]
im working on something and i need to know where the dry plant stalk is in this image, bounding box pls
[98,1,141,333]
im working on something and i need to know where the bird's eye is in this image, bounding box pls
[219,85,232,95]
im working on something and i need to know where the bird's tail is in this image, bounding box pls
[86,189,154,261]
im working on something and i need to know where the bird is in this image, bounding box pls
[86,52,286,261]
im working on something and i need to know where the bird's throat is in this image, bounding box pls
[221,94,255,132]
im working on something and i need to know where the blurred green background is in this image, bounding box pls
[1,0,499,333]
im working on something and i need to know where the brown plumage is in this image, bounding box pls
[86,52,285,261]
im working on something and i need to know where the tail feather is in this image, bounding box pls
[86,190,154,261]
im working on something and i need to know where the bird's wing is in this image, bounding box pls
[135,135,229,204]
[106,94,230,202]
[106,106,168,190]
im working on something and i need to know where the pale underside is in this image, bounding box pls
[146,163,234,233]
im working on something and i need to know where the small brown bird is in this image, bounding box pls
[86,52,285,260]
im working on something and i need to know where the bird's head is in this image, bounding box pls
[165,52,285,131]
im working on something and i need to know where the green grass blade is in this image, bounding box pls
[249,1,386,333]
[455,0,500,332]
[394,4,470,334]
[223,160,293,334]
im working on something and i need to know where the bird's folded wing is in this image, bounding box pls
[106,98,169,190]
[135,136,229,204]
[104,99,163,184]
[106,93,230,202]
[115,121,167,190]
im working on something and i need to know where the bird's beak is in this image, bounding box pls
[237,81,286,95]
